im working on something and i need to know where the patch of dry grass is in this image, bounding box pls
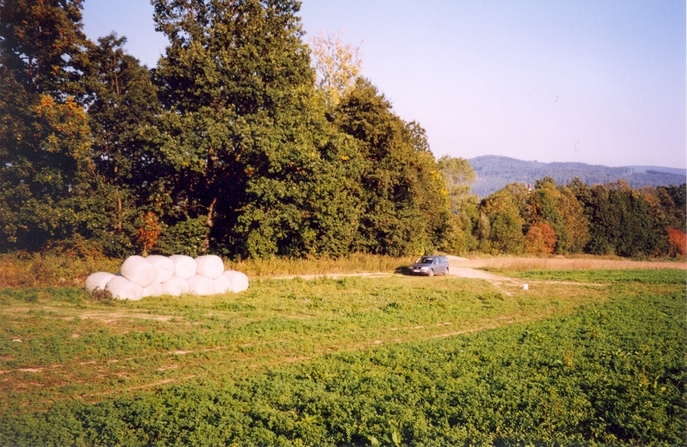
[0,253,121,287]
[223,253,415,277]
[0,252,415,287]
[455,256,686,271]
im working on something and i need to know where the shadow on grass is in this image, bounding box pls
[395,266,414,276]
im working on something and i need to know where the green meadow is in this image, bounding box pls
[0,269,684,445]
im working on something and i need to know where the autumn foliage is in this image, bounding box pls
[525,221,557,254]
[667,227,686,257]
[136,212,161,257]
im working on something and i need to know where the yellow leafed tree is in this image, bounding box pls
[310,31,362,108]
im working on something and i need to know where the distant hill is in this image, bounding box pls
[468,155,687,197]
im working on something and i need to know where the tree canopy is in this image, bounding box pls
[0,0,683,260]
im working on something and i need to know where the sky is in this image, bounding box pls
[82,0,686,169]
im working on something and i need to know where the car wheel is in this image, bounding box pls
[428,269,434,277]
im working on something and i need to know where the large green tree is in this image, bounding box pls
[0,0,98,252]
[80,34,164,255]
[581,184,618,255]
[558,185,589,254]
[0,0,88,96]
[608,182,656,257]
[572,180,666,257]
[151,0,361,258]
[479,185,526,254]
[332,78,451,256]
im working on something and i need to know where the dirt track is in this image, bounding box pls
[274,256,685,283]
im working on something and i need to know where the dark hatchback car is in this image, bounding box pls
[409,255,449,276]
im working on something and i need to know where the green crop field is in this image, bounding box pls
[0,269,685,445]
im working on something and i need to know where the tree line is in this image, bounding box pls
[443,171,686,258]
[1,0,684,260]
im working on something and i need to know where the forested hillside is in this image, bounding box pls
[470,155,686,197]
[0,1,684,260]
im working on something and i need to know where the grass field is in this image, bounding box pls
[0,264,684,445]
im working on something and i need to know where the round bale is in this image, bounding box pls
[160,276,189,297]
[170,255,197,279]
[106,276,143,301]
[120,255,158,288]
[213,275,233,294]
[223,270,249,293]
[195,255,224,279]
[187,275,215,296]
[146,255,175,283]
[85,272,115,292]
[142,281,163,298]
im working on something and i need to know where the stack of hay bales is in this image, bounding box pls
[85,254,249,300]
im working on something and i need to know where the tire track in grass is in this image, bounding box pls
[0,273,607,408]
[0,307,567,402]
[78,313,543,400]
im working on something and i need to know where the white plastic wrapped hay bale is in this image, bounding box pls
[105,275,143,301]
[195,255,224,279]
[160,276,189,297]
[120,255,158,288]
[223,270,249,293]
[213,274,233,294]
[146,255,175,283]
[142,281,163,298]
[187,275,215,296]
[170,255,197,279]
[85,272,115,292]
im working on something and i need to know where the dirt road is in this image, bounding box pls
[442,255,686,295]
[273,255,685,288]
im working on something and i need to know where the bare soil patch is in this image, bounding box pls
[273,272,393,280]
[0,306,178,324]
[76,310,177,323]
[447,266,515,282]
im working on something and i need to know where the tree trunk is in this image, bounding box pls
[115,187,122,232]
[201,197,217,253]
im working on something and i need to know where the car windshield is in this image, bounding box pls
[417,257,434,264]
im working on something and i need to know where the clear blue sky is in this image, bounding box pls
[82,0,686,169]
